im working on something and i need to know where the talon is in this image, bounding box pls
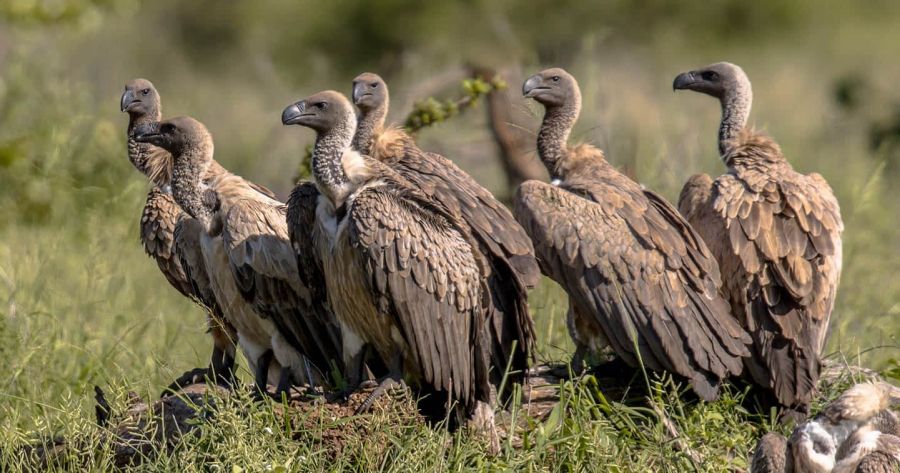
[354,377,405,415]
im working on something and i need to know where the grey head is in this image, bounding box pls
[522,67,581,108]
[282,90,355,134]
[672,62,750,100]
[352,72,388,111]
[673,62,753,155]
[121,78,160,119]
[132,116,212,156]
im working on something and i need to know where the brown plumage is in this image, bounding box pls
[132,116,343,395]
[674,62,844,416]
[121,79,236,386]
[514,68,751,401]
[752,432,791,473]
[282,91,496,438]
[351,72,538,387]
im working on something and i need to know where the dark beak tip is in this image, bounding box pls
[281,104,301,125]
[672,72,695,91]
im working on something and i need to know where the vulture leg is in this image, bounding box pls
[571,345,588,375]
[209,345,237,389]
[470,401,501,455]
[253,350,275,400]
[273,367,293,400]
[354,352,405,415]
[209,322,238,389]
[160,321,239,398]
[344,346,368,391]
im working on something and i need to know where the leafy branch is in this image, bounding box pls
[403,75,507,134]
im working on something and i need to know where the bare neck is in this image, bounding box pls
[537,99,580,180]
[718,79,752,156]
[171,139,216,230]
[352,103,387,156]
[313,117,356,206]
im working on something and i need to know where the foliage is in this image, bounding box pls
[403,75,506,133]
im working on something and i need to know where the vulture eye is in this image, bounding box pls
[371,83,378,88]
[141,88,151,95]
[551,76,560,82]
[701,71,719,81]
[160,123,175,134]
[315,102,328,110]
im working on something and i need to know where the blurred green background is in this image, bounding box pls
[0,0,898,434]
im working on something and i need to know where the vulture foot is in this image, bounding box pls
[354,376,407,415]
[469,400,501,455]
[161,367,221,398]
[210,346,238,389]
[570,344,588,375]
[251,350,275,402]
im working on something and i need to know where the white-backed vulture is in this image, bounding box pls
[281,91,497,441]
[514,68,751,401]
[121,79,237,387]
[351,72,538,387]
[132,117,343,395]
[673,62,844,418]
[751,382,900,473]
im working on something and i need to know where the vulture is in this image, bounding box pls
[281,91,497,441]
[514,68,751,401]
[673,62,844,418]
[120,78,237,387]
[132,116,343,396]
[351,72,539,387]
[751,381,900,473]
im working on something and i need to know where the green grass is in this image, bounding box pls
[2,2,900,471]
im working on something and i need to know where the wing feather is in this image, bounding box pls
[372,130,536,384]
[515,174,749,401]
[347,183,482,404]
[223,195,343,377]
[690,131,844,407]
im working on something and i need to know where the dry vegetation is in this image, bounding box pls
[0,0,898,471]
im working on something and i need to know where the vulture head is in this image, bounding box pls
[132,116,212,156]
[352,72,388,111]
[121,78,160,117]
[282,90,355,133]
[523,67,580,108]
[672,62,749,100]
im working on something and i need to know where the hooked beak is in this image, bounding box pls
[522,74,546,98]
[352,83,370,105]
[672,72,699,91]
[281,101,307,125]
[132,123,160,143]
[120,89,137,112]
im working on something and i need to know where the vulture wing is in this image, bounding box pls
[677,173,715,227]
[373,129,537,382]
[347,179,486,404]
[515,150,749,400]
[172,213,222,314]
[696,134,843,407]
[286,182,330,336]
[222,196,343,377]
[141,187,194,300]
